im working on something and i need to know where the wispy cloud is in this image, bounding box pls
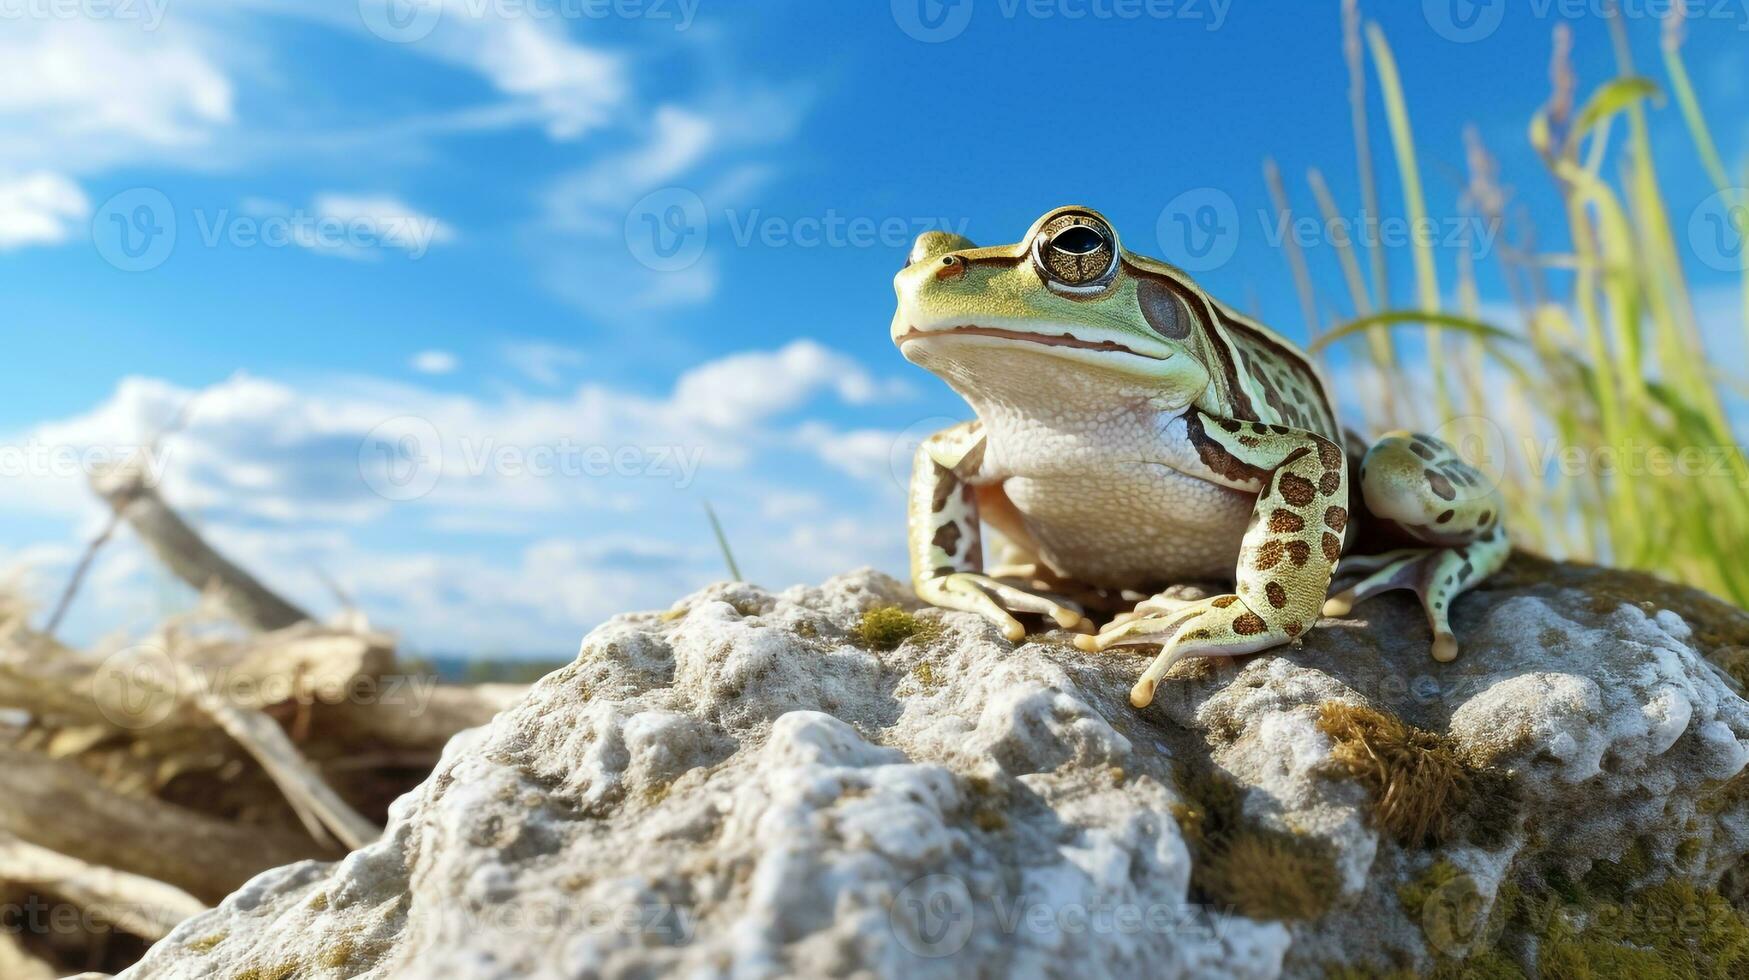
[411,350,460,375]
[501,342,585,387]
[0,19,233,175]
[0,172,90,249]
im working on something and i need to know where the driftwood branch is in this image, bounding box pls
[0,750,330,904]
[0,834,206,941]
[90,461,311,632]
[187,678,380,850]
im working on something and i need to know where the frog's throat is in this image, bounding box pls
[897,325,1170,361]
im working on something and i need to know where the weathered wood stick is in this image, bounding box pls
[0,750,330,903]
[0,833,207,941]
[90,462,311,633]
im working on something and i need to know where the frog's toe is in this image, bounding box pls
[1324,536,1506,662]
[919,572,1086,640]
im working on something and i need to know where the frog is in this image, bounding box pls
[893,205,1509,709]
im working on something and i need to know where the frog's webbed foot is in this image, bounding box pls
[1325,432,1511,663]
[1075,593,1309,707]
[1322,527,1509,663]
[915,572,1087,642]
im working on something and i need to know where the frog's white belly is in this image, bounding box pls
[1001,462,1254,587]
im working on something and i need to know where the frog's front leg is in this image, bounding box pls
[1076,412,1348,708]
[909,422,1087,641]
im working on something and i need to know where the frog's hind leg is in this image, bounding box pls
[1323,432,1509,662]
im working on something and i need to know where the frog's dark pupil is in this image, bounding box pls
[1052,225,1105,255]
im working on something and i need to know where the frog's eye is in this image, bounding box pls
[1032,212,1118,293]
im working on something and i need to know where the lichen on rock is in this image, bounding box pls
[119,557,1749,979]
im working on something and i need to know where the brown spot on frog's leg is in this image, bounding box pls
[932,522,962,555]
[1286,540,1312,567]
[1318,470,1342,496]
[1212,595,1239,608]
[1265,581,1288,609]
[1317,440,1343,472]
[1253,540,1285,571]
[1324,506,1348,531]
[1322,532,1343,563]
[1233,611,1268,635]
[1269,509,1305,533]
[1426,469,1457,501]
[1279,473,1317,506]
[929,463,956,513]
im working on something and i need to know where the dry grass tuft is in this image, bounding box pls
[1172,763,1340,922]
[1199,829,1342,922]
[1317,702,1500,847]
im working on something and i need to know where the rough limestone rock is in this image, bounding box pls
[120,556,1749,978]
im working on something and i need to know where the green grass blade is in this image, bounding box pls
[703,501,743,581]
[1365,22,1449,421]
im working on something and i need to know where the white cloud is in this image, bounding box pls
[671,340,906,429]
[304,193,456,259]
[0,20,233,174]
[0,172,90,249]
[340,0,629,141]
[502,342,585,386]
[411,350,459,375]
[794,423,908,483]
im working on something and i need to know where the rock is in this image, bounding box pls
[120,556,1749,979]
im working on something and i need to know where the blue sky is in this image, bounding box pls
[2,0,1745,658]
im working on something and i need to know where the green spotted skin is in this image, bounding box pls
[895,206,1508,708]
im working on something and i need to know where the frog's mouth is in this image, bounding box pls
[898,325,1169,360]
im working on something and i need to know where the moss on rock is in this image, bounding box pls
[850,606,937,651]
